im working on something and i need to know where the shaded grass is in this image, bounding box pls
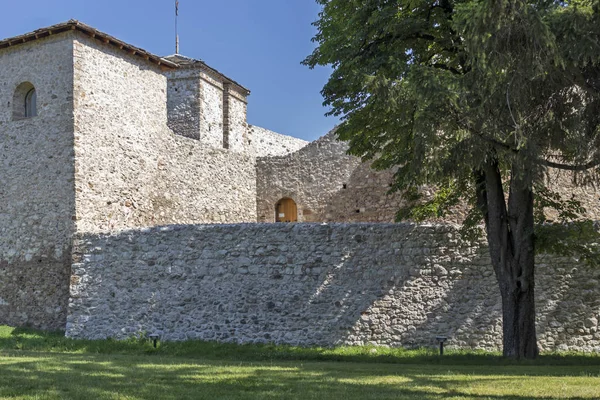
[0,352,600,399]
[1,327,600,399]
[1,326,600,367]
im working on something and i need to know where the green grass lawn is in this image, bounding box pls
[1,326,600,399]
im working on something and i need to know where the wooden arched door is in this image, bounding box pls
[275,198,298,222]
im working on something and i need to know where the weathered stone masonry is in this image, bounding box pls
[73,35,259,232]
[0,23,262,331]
[257,131,407,223]
[249,125,308,158]
[164,54,250,153]
[2,21,600,352]
[256,129,600,224]
[67,223,600,352]
[0,33,75,330]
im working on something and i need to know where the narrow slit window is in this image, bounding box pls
[25,88,37,118]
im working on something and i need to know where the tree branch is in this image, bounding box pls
[352,30,460,62]
[506,86,519,130]
[474,169,489,228]
[352,32,433,60]
[430,63,462,75]
[537,158,600,171]
[454,116,519,153]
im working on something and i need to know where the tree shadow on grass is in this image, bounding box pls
[0,353,599,400]
[2,325,600,369]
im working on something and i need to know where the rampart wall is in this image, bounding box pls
[67,223,600,352]
[257,129,600,224]
[249,125,309,157]
[256,131,407,223]
[0,33,75,330]
[3,24,600,346]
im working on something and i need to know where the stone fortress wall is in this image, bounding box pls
[257,131,406,223]
[0,33,76,330]
[1,22,600,352]
[67,223,600,352]
[257,129,600,224]
[72,35,258,233]
[249,125,309,157]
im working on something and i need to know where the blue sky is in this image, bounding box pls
[0,0,338,141]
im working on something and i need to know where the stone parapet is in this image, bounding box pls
[250,125,309,158]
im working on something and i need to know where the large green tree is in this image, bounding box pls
[305,0,600,359]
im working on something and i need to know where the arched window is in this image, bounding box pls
[25,88,37,118]
[12,82,37,120]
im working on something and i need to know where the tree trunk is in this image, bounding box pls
[476,159,539,359]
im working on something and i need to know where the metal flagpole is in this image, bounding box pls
[175,0,180,54]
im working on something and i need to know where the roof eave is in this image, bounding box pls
[164,55,251,95]
[0,20,179,69]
